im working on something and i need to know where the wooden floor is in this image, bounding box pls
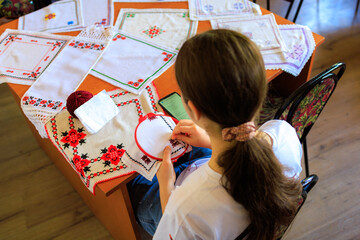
[1,1,360,239]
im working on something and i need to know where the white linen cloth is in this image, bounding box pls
[211,14,288,54]
[0,29,72,85]
[263,24,316,76]
[91,31,177,94]
[114,8,198,50]
[74,90,119,134]
[21,26,113,138]
[18,0,84,33]
[45,85,164,193]
[114,0,185,2]
[188,0,262,21]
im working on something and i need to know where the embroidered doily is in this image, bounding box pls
[188,0,262,21]
[135,113,189,161]
[0,29,72,85]
[114,8,198,50]
[18,0,84,33]
[91,31,177,95]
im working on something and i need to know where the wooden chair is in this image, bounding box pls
[273,62,346,177]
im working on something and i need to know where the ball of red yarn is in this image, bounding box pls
[66,90,94,118]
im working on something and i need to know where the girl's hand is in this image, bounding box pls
[171,120,211,149]
[157,146,176,213]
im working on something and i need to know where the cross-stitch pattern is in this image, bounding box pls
[91,32,177,95]
[263,24,316,76]
[114,8,198,50]
[211,14,288,54]
[45,85,164,194]
[188,0,262,20]
[0,29,72,85]
[18,0,84,33]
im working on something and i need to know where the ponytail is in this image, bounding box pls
[218,137,302,239]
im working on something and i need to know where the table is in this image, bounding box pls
[1,2,324,239]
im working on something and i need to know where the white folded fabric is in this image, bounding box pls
[211,14,288,54]
[74,90,119,134]
[18,0,84,33]
[188,0,262,20]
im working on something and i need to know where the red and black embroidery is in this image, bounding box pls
[117,99,143,117]
[69,40,105,51]
[146,86,159,113]
[100,144,126,166]
[141,155,151,165]
[169,139,180,147]
[61,127,86,149]
[72,154,91,178]
[22,96,63,110]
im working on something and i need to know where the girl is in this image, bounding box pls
[128,29,303,239]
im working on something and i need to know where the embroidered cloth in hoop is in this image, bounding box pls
[0,29,72,85]
[91,31,177,95]
[22,26,113,138]
[45,85,164,194]
[18,0,84,33]
[114,8,198,50]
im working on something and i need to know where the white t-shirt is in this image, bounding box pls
[153,120,302,240]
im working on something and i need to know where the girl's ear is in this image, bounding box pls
[187,100,201,121]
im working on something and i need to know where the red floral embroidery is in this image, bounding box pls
[73,154,91,177]
[61,128,86,148]
[100,144,125,165]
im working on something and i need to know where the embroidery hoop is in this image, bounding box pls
[135,113,189,161]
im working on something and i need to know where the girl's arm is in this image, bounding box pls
[156,146,176,213]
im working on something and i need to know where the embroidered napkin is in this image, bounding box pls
[22,26,113,138]
[18,0,84,33]
[45,85,163,194]
[0,29,71,85]
[91,32,177,94]
[188,0,262,21]
[211,14,288,54]
[114,0,185,2]
[135,113,189,161]
[114,8,198,50]
[263,24,316,76]
[72,0,114,29]
[74,90,119,134]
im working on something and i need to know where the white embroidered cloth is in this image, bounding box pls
[71,0,114,29]
[74,90,119,134]
[263,24,316,76]
[211,14,288,54]
[0,29,71,85]
[135,113,189,161]
[188,0,262,21]
[45,85,163,194]
[91,32,177,94]
[18,0,84,33]
[114,0,185,2]
[21,26,113,138]
[114,8,198,50]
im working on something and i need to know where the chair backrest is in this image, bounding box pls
[274,62,346,143]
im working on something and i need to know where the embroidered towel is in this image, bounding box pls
[263,24,316,76]
[91,32,177,94]
[188,0,262,21]
[45,85,163,194]
[211,14,288,54]
[114,8,198,50]
[18,0,84,33]
[74,90,119,134]
[22,26,113,138]
[0,29,71,85]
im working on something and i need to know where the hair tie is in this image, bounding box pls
[222,121,256,142]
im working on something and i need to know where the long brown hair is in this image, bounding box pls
[175,29,301,239]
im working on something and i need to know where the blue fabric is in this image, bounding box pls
[127,147,212,236]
